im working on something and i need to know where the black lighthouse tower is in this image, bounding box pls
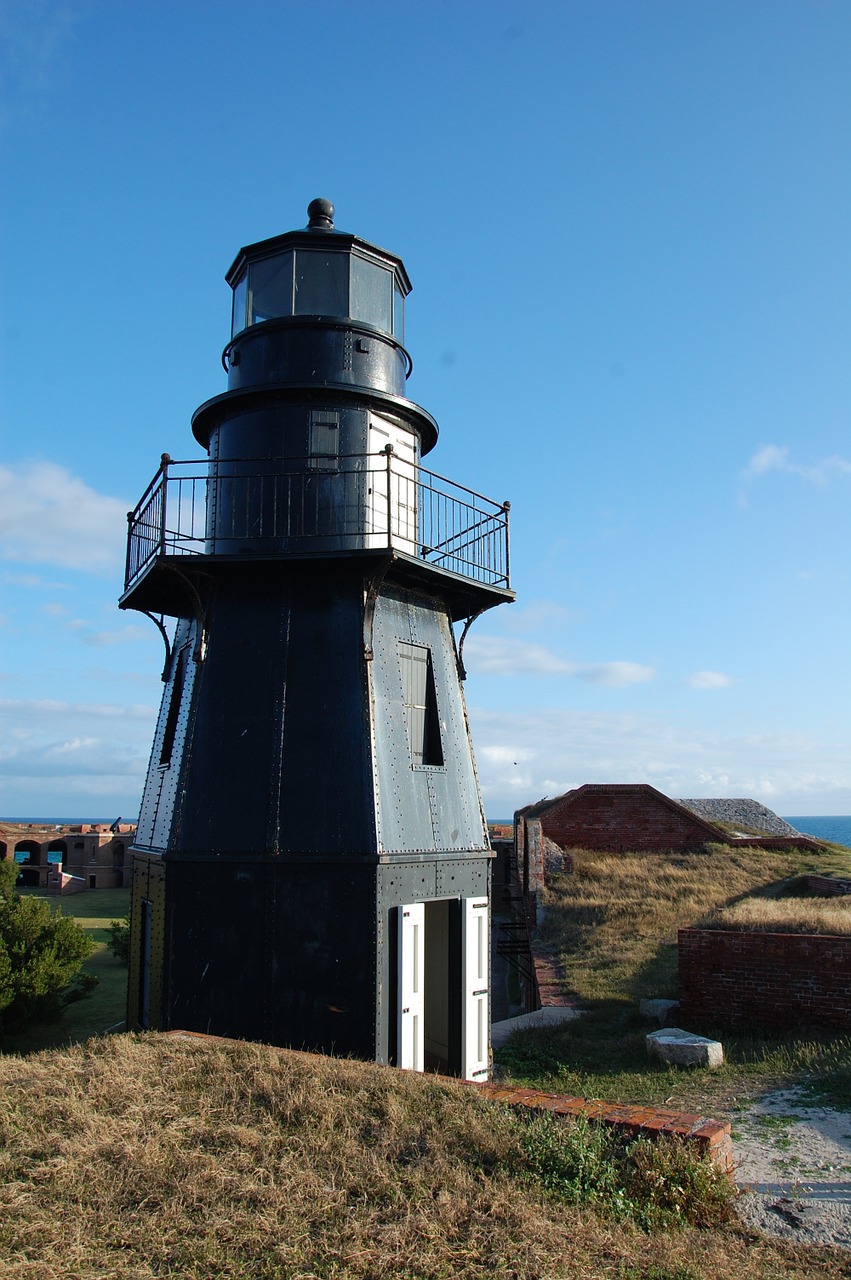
[121,200,513,1079]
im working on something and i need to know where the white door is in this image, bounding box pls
[398,902,425,1070]
[462,896,489,1081]
[367,413,419,553]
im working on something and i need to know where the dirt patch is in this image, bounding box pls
[734,1088,851,1249]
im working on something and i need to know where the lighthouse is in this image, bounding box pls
[121,200,513,1079]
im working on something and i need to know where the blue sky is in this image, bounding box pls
[1,0,848,819]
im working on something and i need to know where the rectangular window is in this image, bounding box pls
[399,642,443,767]
[159,647,188,767]
[309,409,340,473]
[231,269,248,336]
[248,250,294,326]
[294,250,348,316]
[350,254,393,332]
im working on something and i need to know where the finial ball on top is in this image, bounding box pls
[307,198,335,230]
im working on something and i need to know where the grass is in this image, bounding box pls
[496,842,851,1115]
[0,1033,845,1280]
[708,894,851,934]
[1,887,130,1055]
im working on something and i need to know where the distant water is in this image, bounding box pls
[783,817,851,848]
[0,817,129,827]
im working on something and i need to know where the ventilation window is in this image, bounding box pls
[399,642,443,767]
[309,409,340,472]
[159,647,188,767]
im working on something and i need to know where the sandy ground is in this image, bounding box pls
[733,1088,851,1249]
[491,1011,851,1249]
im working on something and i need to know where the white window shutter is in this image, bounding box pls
[462,896,489,1081]
[398,902,425,1071]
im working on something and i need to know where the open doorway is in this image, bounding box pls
[397,896,489,1081]
[423,899,456,1073]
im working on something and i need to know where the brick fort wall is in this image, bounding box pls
[679,927,851,1031]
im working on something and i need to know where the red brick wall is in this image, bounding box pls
[679,927,851,1031]
[541,788,714,853]
[805,875,851,897]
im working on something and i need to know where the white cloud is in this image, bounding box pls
[687,670,732,690]
[464,636,654,686]
[0,697,156,721]
[467,706,851,818]
[0,461,129,573]
[501,601,575,634]
[1,572,71,589]
[81,625,154,647]
[581,661,654,687]
[0,694,158,816]
[742,444,851,486]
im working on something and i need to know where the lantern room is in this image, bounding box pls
[229,198,407,342]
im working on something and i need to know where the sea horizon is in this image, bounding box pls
[3,814,851,847]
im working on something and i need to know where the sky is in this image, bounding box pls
[0,0,848,821]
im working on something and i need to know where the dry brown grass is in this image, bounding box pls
[538,845,851,1003]
[0,1033,846,1279]
[708,895,851,935]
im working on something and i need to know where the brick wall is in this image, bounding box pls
[805,875,851,897]
[679,927,851,1031]
[540,787,716,853]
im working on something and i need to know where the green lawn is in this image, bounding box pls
[496,842,851,1115]
[2,887,130,1055]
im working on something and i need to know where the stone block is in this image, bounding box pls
[639,998,680,1025]
[646,1027,724,1069]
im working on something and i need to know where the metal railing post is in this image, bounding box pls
[384,444,394,547]
[159,453,171,555]
[503,501,511,587]
[125,510,134,586]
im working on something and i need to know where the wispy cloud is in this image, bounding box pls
[80,626,154,647]
[0,698,156,721]
[464,636,654,686]
[501,601,576,634]
[468,707,851,816]
[0,691,157,815]
[2,571,71,590]
[0,1,84,130]
[0,462,128,574]
[687,671,732,690]
[742,444,851,486]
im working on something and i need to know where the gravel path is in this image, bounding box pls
[733,1088,851,1249]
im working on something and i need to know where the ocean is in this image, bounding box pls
[3,815,851,848]
[783,816,851,848]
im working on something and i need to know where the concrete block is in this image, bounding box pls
[646,1027,724,1069]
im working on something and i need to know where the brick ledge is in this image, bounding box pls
[163,1031,732,1175]
[478,1082,733,1174]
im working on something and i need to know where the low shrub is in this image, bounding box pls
[514,1111,733,1231]
[107,911,131,963]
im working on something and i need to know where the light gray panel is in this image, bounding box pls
[135,617,200,851]
[371,587,487,855]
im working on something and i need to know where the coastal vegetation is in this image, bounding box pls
[0,886,129,1053]
[0,858,95,1038]
[0,1033,842,1280]
[497,841,851,1113]
[4,846,851,1274]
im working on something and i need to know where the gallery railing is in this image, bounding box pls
[125,452,510,592]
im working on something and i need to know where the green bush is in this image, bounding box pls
[107,911,131,964]
[514,1110,733,1230]
[0,859,96,1035]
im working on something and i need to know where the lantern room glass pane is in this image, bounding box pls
[248,251,294,326]
[294,249,349,317]
[393,282,405,342]
[350,255,393,332]
[231,270,248,337]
